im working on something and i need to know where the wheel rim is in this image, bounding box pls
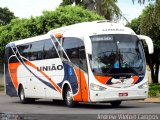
[66,89,72,105]
[20,89,25,101]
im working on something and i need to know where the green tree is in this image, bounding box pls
[0,7,16,26]
[60,0,74,6]
[132,0,155,4]
[128,17,141,34]
[61,0,121,20]
[132,0,146,4]
[94,0,120,20]
[42,5,103,30]
[0,6,103,64]
[154,0,160,25]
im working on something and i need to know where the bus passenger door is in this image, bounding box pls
[79,48,89,102]
[62,37,89,102]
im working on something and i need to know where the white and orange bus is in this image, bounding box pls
[4,21,154,107]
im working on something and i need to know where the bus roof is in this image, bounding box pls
[49,20,136,37]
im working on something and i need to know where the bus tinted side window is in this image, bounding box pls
[17,44,30,60]
[44,39,58,59]
[30,41,44,61]
[62,37,87,72]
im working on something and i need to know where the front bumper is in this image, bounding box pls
[90,88,148,102]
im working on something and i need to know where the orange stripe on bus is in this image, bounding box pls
[8,63,21,90]
[80,70,89,102]
[132,76,139,84]
[95,75,112,85]
[73,68,89,102]
[25,61,62,93]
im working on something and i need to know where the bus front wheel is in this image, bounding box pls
[64,87,77,107]
[110,101,122,107]
[19,86,35,104]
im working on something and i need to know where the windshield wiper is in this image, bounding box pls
[129,67,139,75]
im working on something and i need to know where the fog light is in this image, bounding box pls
[90,83,107,91]
[138,82,148,89]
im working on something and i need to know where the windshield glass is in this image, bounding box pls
[90,34,145,76]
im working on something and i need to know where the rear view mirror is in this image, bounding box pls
[138,35,154,54]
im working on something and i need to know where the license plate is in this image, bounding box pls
[119,93,128,97]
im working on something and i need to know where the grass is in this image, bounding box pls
[0,85,4,92]
[149,84,160,97]
[0,73,4,92]
[0,73,3,85]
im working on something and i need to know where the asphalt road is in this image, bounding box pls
[0,94,160,120]
[0,94,160,114]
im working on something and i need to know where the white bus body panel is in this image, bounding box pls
[17,58,64,99]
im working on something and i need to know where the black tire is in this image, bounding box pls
[64,87,77,107]
[29,98,35,103]
[110,101,122,107]
[19,86,35,104]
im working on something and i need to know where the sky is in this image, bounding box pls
[116,0,153,22]
[0,0,154,22]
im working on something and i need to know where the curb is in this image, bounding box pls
[138,98,160,103]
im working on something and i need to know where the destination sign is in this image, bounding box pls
[103,28,125,31]
[91,35,114,42]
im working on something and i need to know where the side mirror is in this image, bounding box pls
[138,35,154,54]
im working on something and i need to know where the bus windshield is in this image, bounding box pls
[90,34,145,77]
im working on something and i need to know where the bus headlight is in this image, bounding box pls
[90,83,107,91]
[138,82,148,89]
